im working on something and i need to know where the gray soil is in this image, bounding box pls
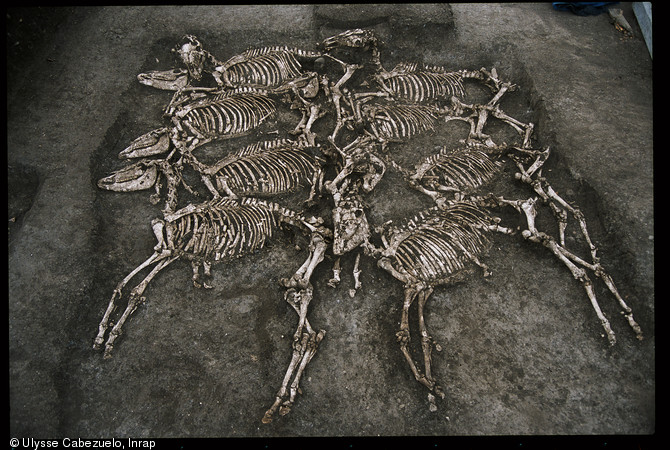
[8,4,654,443]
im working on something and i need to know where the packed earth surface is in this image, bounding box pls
[8,4,654,441]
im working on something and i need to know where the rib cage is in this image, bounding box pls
[176,87,276,139]
[220,48,309,88]
[378,63,466,103]
[413,147,502,191]
[161,197,311,263]
[165,198,277,262]
[384,202,492,283]
[209,138,321,196]
[363,103,440,140]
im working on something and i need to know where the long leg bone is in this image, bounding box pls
[97,254,179,358]
[94,219,175,351]
[349,252,362,298]
[264,260,327,421]
[509,147,643,341]
[376,202,494,410]
[449,96,534,148]
[322,55,363,143]
[416,286,444,412]
[263,230,329,423]
[270,287,326,420]
[521,200,617,345]
[93,251,165,351]
[328,257,341,288]
[280,231,328,290]
[491,194,642,344]
[396,283,445,411]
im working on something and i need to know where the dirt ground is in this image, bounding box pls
[8,4,654,445]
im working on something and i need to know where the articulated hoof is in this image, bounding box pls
[102,347,114,360]
[428,393,438,412]
[279,404,292,416]
[93,337,104,351]
[261,411,274,424]
[426,383,446,412]
[262,400,293,423]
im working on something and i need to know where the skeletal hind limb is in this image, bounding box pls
[460,67,512,94]
[397,283,450,412]
[94,252,178,358]
[263,231,328,423]
[262,286,326,423]
[280,231,328,290]
[449,96,534,148]
[378,258,447,412]
[442,69,534,149]
[509,147,643,340]
[491,195,642,345]
[94,219,172,351]
[94,251,161,351]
